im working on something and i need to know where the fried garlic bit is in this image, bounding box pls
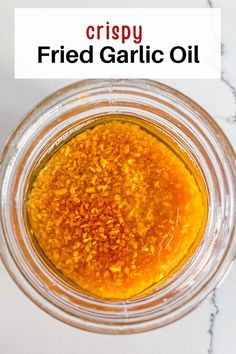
[28,119,207,299]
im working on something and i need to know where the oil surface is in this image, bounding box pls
[27,118,207,299]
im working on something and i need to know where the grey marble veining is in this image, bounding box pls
[205,2,236,354]
[208,291,220,354]
[208,0,236,123]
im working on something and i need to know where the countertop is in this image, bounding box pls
[0,1,235,354]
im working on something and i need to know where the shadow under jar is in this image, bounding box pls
[0,79,236,334]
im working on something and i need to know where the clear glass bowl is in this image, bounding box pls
[0,79,235,334]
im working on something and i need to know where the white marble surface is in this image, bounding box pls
[0,1,235,354]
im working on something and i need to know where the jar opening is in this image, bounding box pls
[25,114,208,301]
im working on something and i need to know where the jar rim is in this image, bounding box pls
[0,79,236,334]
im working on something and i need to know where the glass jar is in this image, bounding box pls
[0,79,235,334]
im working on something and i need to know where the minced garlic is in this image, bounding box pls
[27,119,207,299]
